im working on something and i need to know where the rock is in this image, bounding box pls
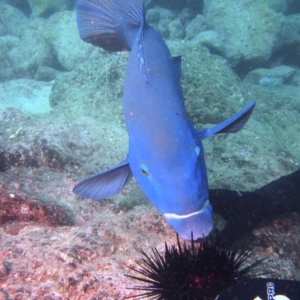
[4,0,31,16]
[27,0,74,18]
[146,7,164,24]
[290,70,300,86]
[0,150,11,172]
[0,2,29,37]
[0,79,52,115]
[7,33,55,79]
[157,19,171,38]
[150,0,202,11]
[277,14,300,47]
[169,18,185,39]
[49,49,126,120]
[40,144,69,170]
[0,4,53,80]
[258,76,284,87]
[0,191,73,227]
[0,20,8,36]
[178,8,194,24]
[0,260,10,283]
[146,7,175,38]
[203,0,282,66]
[166,40,244,124]
[267,0,287,13]
[0,35,20,81]
[185,14,207,40]
[35,66,60,81]
[44,11,94,71]
[243,65,297,85]
[191,30,223,54]
[286,0,300,14]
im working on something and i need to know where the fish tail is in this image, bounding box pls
[76,0,145,51]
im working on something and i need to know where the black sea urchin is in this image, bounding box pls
[127,233,265,299]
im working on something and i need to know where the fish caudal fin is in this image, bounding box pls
[77,0,144,51]
[73,159,132,200]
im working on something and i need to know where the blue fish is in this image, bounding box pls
[73,0,255,240]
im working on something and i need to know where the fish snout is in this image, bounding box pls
[163,199,213,240]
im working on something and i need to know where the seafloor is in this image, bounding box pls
[0,0,300,299]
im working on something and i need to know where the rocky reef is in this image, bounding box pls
[0,0,300,298]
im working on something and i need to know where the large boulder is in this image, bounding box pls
[185,14,207,40]
[0,2,29,37]
[44,11,94,71]
[203,0,282,66]
[27,0,74,18]
[7,33,55,79]
[243,65,297,86]
[277,14,300,47]
[0,35,19,80]
[49,48,127,123]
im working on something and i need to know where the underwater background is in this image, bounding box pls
[0,0,300,298]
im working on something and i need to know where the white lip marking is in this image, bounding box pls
[164,199,210,220]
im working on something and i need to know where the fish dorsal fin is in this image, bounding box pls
[198,101,256,139]
[77,0,144,51]
[73,158,132,200]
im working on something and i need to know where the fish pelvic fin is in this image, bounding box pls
[77,0,145,51]
[73,158,132,200]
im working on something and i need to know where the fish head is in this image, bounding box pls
[132,141,213,240]
[162,142,213,240]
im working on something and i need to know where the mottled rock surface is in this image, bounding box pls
[27,0,74,18]
[0,190,72,227]
[0,2,29,37]
[244,65,297,85]
[203,0,281,66]
[44,11,94,71]
[0,0,299,298]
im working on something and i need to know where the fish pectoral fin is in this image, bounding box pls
[73,158,132,200]
[198,101,256,139]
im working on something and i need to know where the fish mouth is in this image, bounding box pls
[163,199,213,240]
[163,199,211,220]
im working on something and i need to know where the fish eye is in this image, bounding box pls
[195,146,201,157]
[140,163,149,176]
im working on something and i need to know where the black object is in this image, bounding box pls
[128,171,300,299]
[127,233,264,299]
[209,170,300,245]
[217,278,300,300]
